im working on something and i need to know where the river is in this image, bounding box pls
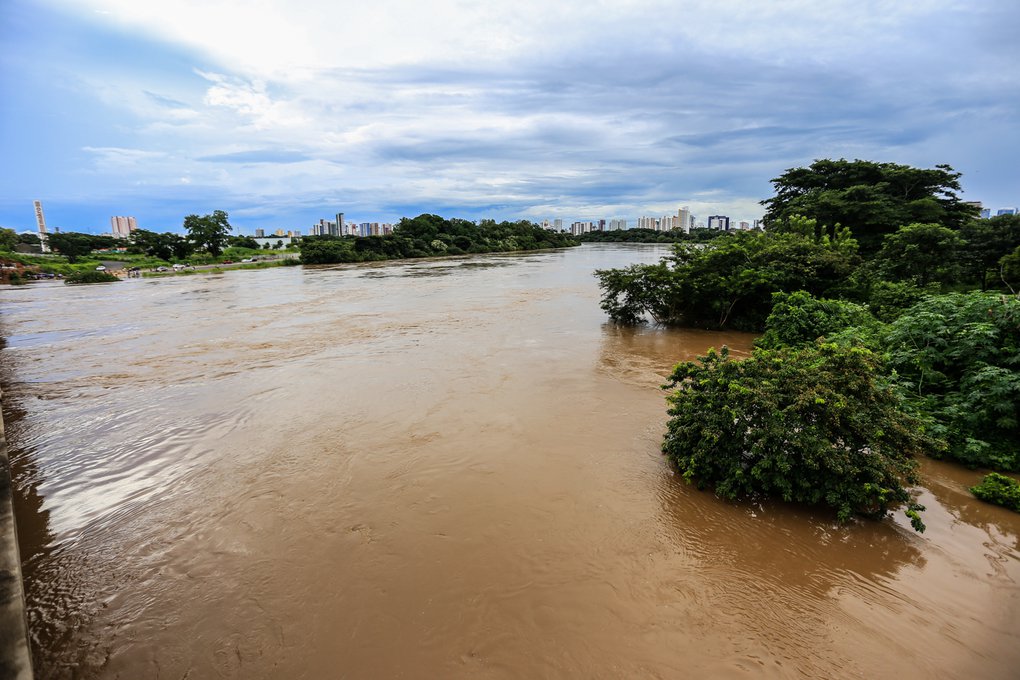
[1,244,1018,679]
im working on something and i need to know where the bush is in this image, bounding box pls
[64,270,119,284]
[970,472,1020,512]
[662,343,935,530]
[756,291,878,349]
[883,292,1020,470]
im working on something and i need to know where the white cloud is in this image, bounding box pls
[10,0,1015,227]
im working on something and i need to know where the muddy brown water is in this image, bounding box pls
[1,244,1018,679]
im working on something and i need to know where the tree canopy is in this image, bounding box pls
[46,232,117,263]
[595,228,860,330]
[130,229,195,261]
[299,214,576,264]
[663,344,931,530]
[184,210,232,257]
[761,159,977,253]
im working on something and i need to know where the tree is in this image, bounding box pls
[872,223,965,286]
[184,210,232,257]
[882,292,1020,470]
[129,230,194,261]
[46,232,96,263]
[0,228,18,251]
[17,232,40,246]
[762,159,977,253]
[958,214,1020,289]
[595,229,860,330]
[229,235,260,249]
[662,344,933,530]
[1002,245,1020,292]
[755,291,877,350]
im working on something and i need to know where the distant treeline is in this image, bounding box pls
[577,227,730,244]
[299,214,577,264]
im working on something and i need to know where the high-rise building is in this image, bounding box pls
[677,207,692,233]
[707,215,730,230]
[255,228,265,237]
[111,216,138,238]
[335,213,345,236]
[979,209,991,219]
[997,208,1018,216]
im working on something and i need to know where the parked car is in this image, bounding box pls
[95,265,107,271]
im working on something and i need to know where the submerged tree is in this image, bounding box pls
[662,344,934,530]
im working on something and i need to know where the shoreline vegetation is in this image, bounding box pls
[297,214,577,264]
[595,159,1020,528]
[0,212,577,283]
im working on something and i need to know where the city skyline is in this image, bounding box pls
[2,1,1019,233]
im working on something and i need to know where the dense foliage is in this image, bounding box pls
[184,210,233,257]
[593,158,1020,520]
[755,291,876,349]
[663,344,931,530]
[46,232,118,263]
[64,270,120,284]
[882,292,1020,471]
[577,227,728,244]
[299,214,576,264]
[969,473,1020,512]
[762,159,977,253]
[595,228,859,330]
[130,229,195,260]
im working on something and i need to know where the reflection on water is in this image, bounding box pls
[1,244,1018,679]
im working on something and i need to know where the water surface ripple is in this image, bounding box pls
[1,245,1017,679]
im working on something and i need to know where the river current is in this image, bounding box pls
[1,244,1018,679]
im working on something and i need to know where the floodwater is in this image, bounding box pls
[1,244,1018,679]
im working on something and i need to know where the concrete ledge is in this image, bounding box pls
[0,386,33,680]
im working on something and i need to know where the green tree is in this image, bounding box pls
[762,159,977,253]
[184,210,232,257]
[755,291,878,349]
[0,228,18,251]
[46,232,96,263]
[662,344,933,530]
[17,232,40,246]
[883,292,1020,470]
[229,235,260,249]
[958,214,1020,289]
[872,223,965,286]
[595,229,860,330]
[1001,245,1020,292]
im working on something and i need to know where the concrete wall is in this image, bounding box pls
[0,386,33,679]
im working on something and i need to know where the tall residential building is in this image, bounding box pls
[707,215,730,230]
[554,218,563,231]
[335,213,345,236]
[979,208,991,219]
[997,208,1018,216]
[739,221,750,230]
[255,228,265,237]
[677,206,692,233]
[111,216,138,238]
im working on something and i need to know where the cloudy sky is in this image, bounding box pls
[1,0,1018,234]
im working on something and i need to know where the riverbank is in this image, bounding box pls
[0,385,33,680]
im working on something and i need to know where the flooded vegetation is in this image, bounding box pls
[1,244,1018,679]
